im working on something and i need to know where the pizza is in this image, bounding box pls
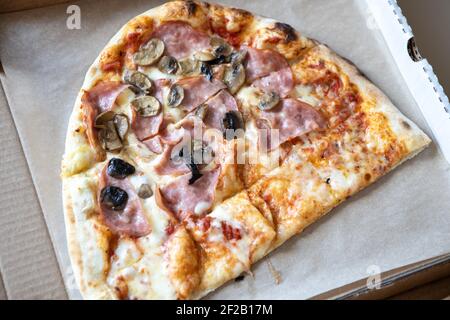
[61,0,430,299]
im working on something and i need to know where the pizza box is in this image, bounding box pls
[0,0,449,300]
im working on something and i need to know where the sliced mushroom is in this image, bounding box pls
[166,84,184,108]
[113,114,129,140]
[177,58,200,76]
[137,183,153,199]
[223,63,245,94]
[94,111,116,129]
[194,50,216,62]
[132,38,164,66]
[200,62,213,81]
[230,50,247,65]
[258,92,280,111]
[131,96,161,117]
[210,36,232,57]
[194,103,209,120]
[123,70,152,93]
[212,65,226,81]
[158,56,179,74]
[99,121,123,151]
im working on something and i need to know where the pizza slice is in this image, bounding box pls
[186,191,276,298]
[247,44,430,248]
[64,157,204,300]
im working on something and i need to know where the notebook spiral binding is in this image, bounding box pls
[389,0,450,115]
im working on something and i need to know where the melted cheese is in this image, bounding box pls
[106,196,176,299]
[235,86,263,109]
[209,206,251,268]
[66,168,115,299]
[294,84,321,107]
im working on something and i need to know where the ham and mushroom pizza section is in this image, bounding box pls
[61,1,429,300]
[61,2,340,299]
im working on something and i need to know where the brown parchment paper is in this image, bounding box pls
[0,0,449,299]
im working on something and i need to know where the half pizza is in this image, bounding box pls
[61,1,430,299]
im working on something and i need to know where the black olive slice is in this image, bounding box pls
[100,186,129,211]
[187,163,202,185]
[107,158,136,179]
[222,111,244,140]
[172,142,204,184]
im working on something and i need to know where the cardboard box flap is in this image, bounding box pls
[314,253,450,299]
[0,77,67,299]
[366,0,450,163]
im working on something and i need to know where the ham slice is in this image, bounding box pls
[177,76,226,112]
[140,117,191,156]
[131,79,168,142]
[153,143,191,176]
[159,125,187,145]
[98,166,150,237]
[245,47,290,82]
[132,111,163,141]
[152,21,211,60]
[142,136,164,154]
[85,81,129,113]
[82,92,103,159]
[244,47,294,97]
[82,81,129,160]
[153,118,204,176]
[252,67,294,98]
[202,90,239,130]
[136,76,225,152]
[258,99,327,150]
[159,167,221,221]
[152,78,168,105]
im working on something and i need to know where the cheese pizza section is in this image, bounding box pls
[62,1,431,300]
[248,92,430,249]
[188,191,276,298]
